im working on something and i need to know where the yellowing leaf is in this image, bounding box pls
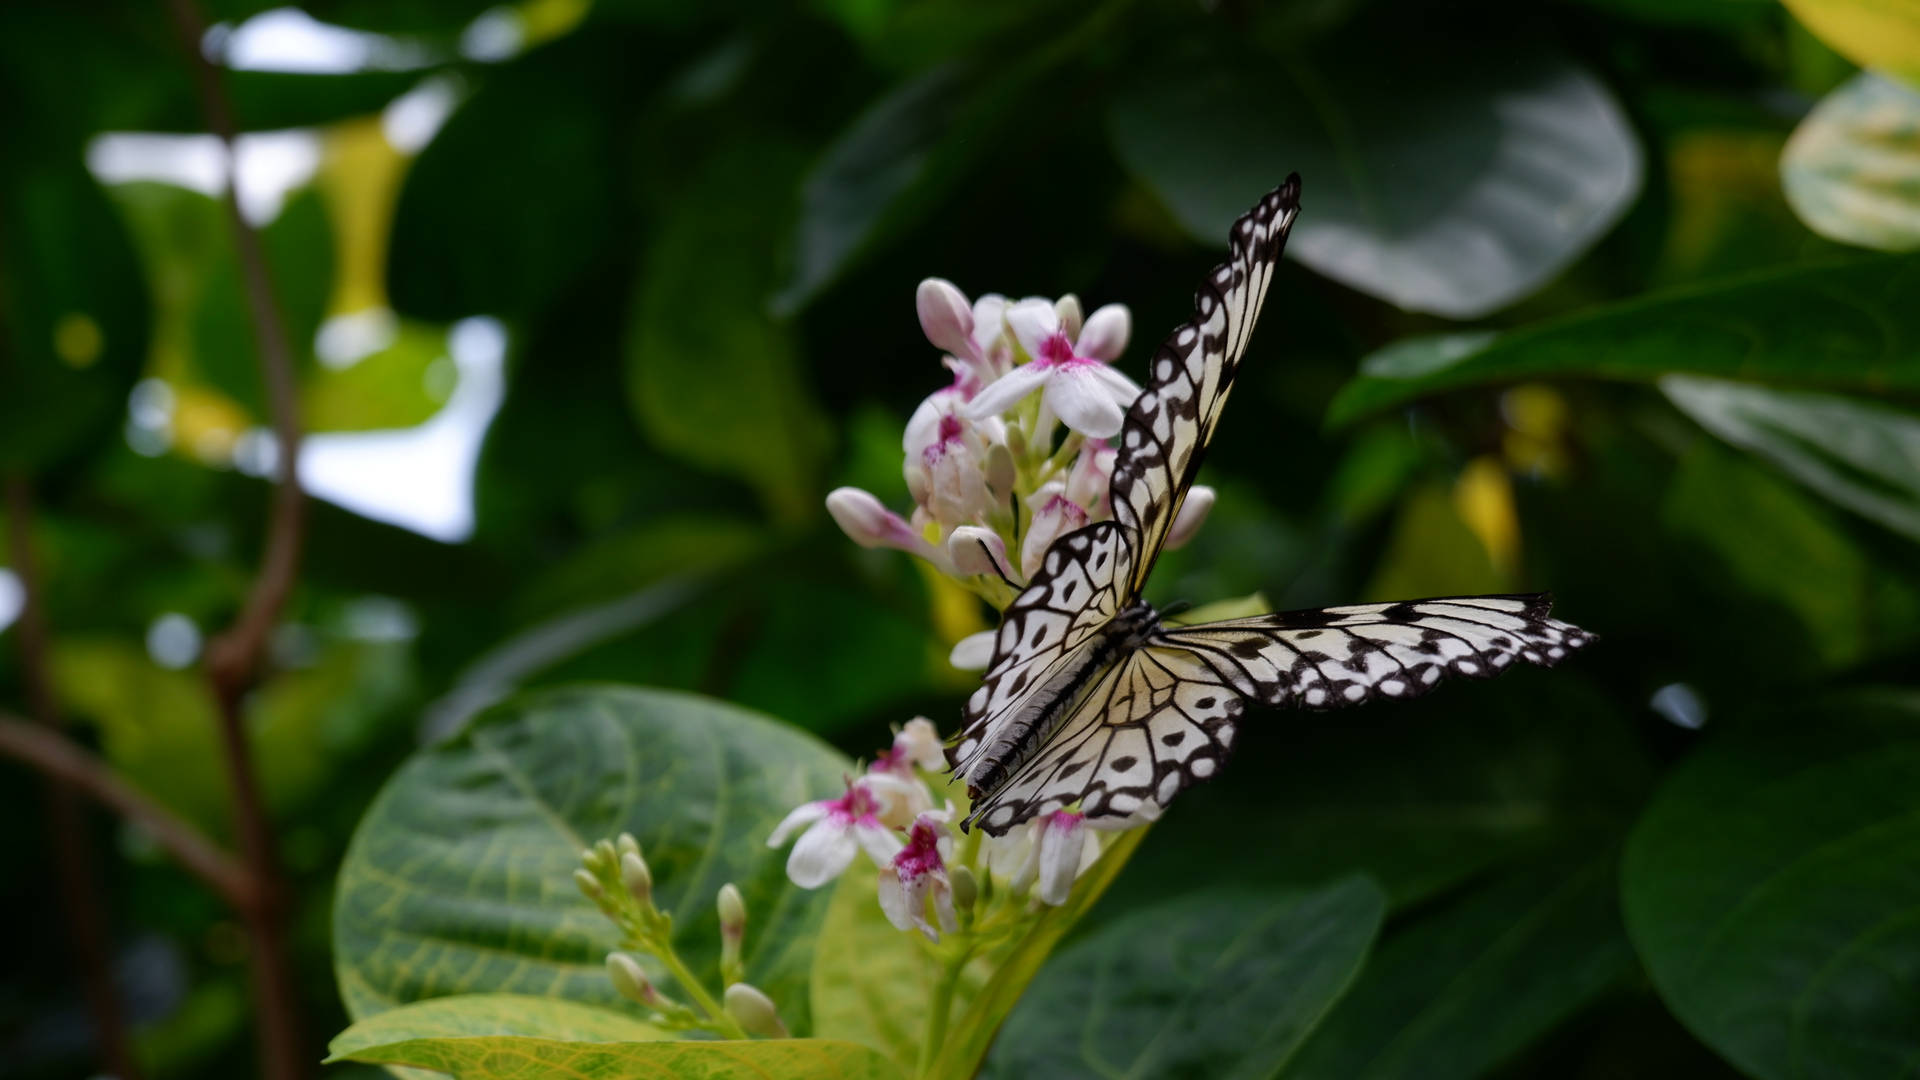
[332,1035,905,1079]
[1780,0,1920,86]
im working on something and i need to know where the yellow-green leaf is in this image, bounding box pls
[332,1035,905,1079]
[327,994,669,1061]
[1780,0,1920,86]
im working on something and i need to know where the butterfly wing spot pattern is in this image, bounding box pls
[952,176,1595,835]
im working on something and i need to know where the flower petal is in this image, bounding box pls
[897,717,946,771]
[1005,298,1062,361]
[931,878,959,934]
[949,630,996,671]
[1035,814,1087,906]
[876,869,914,932]
[917,278,976,359]
[1086,361,1144,408]
[1046,365,1126,439]
[1054,294,1083,342]
[964,362,1049,421]
[787,820,858,888]
[1166,485,1215,550]
[853,819,906,868]
[1077,303,1131,361]
[767,800,829,847]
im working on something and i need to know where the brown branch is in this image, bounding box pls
[163,2,312,1077]
[0,714,257,911]
[8,482,144,1077]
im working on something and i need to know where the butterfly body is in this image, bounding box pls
[950,176,1595,835]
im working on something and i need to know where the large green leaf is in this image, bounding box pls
[333,686,849,1034]
[1285,858,1632,1080]
[1621,706,1920,1080]
[982,877,1386,1080]
[1326,255,1920,426]
[327,993,669,1058]
[333,1035,904,1079]
[810,826,1150,1079]
[625,144,832,524]
[1109,41,1640,318]
[1783,73,1920,252]
[1663,375,1920,542]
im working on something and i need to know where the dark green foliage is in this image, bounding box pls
[4,0,1920,1077]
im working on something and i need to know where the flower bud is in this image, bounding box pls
[617,832,640,859]
[573,868,604,901]
[950,864,978,914]
[606,952,655,1006]
[1077,303,1131,361]
[724,982,789,1038]
[826,487,901,549]
[986,442,1015,500]
[579,847,603,872]
[1165,485,1215,551]
[621,851,653,907]
[717,882,747,937]
[594,838,618,869]
[917,278,976,359]
[949,630,994,671]
[948,526,1011,580]
[1054,293,1083,342]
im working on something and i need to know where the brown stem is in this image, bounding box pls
[0,715,257,911]
[162,2,311,1077]
[5,476,146,1080]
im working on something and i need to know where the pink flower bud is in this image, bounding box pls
[1165,485,1215,550]
[1077,303,1130,361]
[917,278,976,360]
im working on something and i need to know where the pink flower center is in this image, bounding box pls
[1043,494,1088,527]
[1045,810,1084,834]
[921,413,967,467]
[893,821,946,879]
[869,745,906,776]
[827,781,883,825]
[1036,332,1080,367]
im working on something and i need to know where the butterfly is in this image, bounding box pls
[949,175,1594,835]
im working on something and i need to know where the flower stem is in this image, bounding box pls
[916,949,970,1079]
[655,943,748,1039]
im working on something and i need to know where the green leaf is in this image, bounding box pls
[1109,42,1640,318]
[625,144,832,523]
[0,140,150,467]
[810,826,1151,1079]
[1780,0,1920,86]
[1622,710,1920,1080]
[332,1035,905,1079]
[1783,72,1920,252]
[327,994,669,1060]
[982,877,1387,1080]
[1326,255,1920,426]
[333,686,850,1034]
[1286,859,1633,1080]
[1663,376,1920,542]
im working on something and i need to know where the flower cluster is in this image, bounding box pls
[828,281,1215,667]
[768,718,1111,941]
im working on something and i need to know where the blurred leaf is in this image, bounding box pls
[1780,0,1920,86]
[811,825,1149,1079]
[1110,42,1641,318]
[626,145,832,523]
[1327,255,1920,425]
[326,994,667,1060]
[1622,709,1920,1080]
[334,687,847,1035]
[1662,441,1874,671]
[1655,129,1852,286]
[0,142,150,467]
[982,878,1386,1080]
[1105,675,1650,914]
[333,1035,904,1078]
[1664,375,1920,541]
[1362,482,1506,602]
[1286,859,1632,1080]
[387,40,617,321]
[303,320,450,431]
[1783,72,1920,252]
[1570,0,1774,24]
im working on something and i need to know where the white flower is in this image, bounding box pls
[878,812,959,940]
[987,810,1100,906]
[917,279,1013,395]
[904,390,1005,530]
[1165,485,1215,551]
[1064,438,1116,519]
[825,487,957,574]
[1020,481,1090,579]
[966,299,1140,439]
[767,778,906,889]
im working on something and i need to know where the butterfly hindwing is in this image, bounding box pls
[1111,178,1299,594]
[1153,594,1595,710]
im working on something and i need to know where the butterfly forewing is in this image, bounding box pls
[1111,180,1299,595]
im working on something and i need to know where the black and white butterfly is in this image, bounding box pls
[949,175,1593,835]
